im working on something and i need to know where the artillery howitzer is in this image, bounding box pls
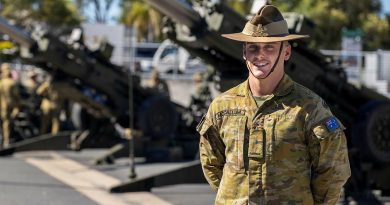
[0,17,193,161]
[146,0,390,201]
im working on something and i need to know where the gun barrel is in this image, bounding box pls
[144,0,202,29]
[0,17,34,48]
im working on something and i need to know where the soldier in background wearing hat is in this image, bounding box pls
[147,68,170,98]
[190,72,212,123]
[24,69,40,95]
[197,4,350,205]
[192,72,212,105]
[36,73,67,135]
[0,63,20,148]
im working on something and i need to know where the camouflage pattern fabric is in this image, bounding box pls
[197,74,351,205]
[0,76,20,147]
[37,79,111,134]
[36,80,67,134]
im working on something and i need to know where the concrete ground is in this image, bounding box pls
[1,149,390,205]
[0,149,215,205]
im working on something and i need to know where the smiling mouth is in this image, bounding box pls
[253,62,269,68]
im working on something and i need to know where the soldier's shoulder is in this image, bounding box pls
[292,82,333,114]
[293,82,323,103]
[212,84,242,103]
[1,78,17,87]
[207,84,243,113]
[293,83,337,127]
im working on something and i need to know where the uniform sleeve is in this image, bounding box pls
[308,118,351,205]
[36,81,48,96]
[0,84,2,107]
[197,114,225,192]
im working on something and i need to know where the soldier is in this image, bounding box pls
[0,63,20,148]
[190,72,212,122]
[37,73,111,136]
[147,68,170,98]
[197,5,350,205]
[24,69,39,95]
[36,74,65,135]
[192,72,212,104]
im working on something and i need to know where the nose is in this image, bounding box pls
[251,52,265,62]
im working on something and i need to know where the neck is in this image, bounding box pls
[249,71,284,97]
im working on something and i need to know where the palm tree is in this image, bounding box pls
[0,0,80,27]
[120,0,162,42]
[225,0,252,15]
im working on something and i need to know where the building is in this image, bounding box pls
[82,23,159,70]
[321,50,390,97]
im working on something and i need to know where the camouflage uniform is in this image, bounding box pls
[24,70,39,95]
[197,75,351,205]
[37,77,111,135]
[0,64,20,147]
[36,79,64,135]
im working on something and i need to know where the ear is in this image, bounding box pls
[284,43,291,61]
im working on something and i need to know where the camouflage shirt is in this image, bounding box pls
[197,74,351,205]
[0,77,20,118]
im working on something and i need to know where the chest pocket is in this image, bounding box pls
[271,115,306,161]
[220,115,247,172]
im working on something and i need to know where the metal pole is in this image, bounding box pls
[128,26,137,179]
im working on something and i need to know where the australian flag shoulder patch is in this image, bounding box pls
[324,116,340,132]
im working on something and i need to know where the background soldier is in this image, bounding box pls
[0,63,20,148]
[190,72,212,123]
[24,69,40,96]
[36,74,66,135]
[147,68,170,98]
[198,4,350,205]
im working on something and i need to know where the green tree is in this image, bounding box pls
[0,0,81,27]
[224,0,252,15]
[76,0,117,23]
[119,0,162,41]
[362,13,390,50]
[272,0,389,50]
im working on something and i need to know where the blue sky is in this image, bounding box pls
[382,0,390,14]
[83,0,120,24]
[84,0,390,24]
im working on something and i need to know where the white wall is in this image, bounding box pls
[82,23,125,66]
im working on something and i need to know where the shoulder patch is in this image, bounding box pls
[324,116,340,132]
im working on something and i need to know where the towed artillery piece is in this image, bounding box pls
[0,17,197,161]
[145,0,390,199]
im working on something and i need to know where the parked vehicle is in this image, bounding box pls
[152,39,206,74]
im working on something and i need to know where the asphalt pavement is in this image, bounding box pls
[1,149,389,205]
[0,149,215,205]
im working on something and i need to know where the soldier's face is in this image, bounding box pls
[243,42,291,79]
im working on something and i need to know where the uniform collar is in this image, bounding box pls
[235,74,294,97]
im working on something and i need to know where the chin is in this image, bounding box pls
[251,70,269,79]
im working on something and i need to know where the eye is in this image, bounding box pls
[247,45,260,52]
[264,45,276,51]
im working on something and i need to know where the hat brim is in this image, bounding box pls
[222,33,309,43]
